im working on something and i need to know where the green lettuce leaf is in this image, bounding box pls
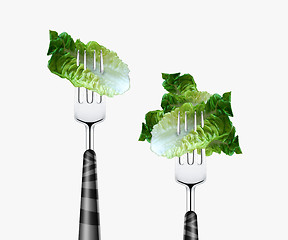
[160,73,211,113]
[161,90,211,113]
[139,73,241,158]
[138,110,164,143]
[47,30,130,97]
[162,73,198,94]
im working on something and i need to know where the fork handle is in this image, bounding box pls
[78,149,100,240]
[183,211,198,240]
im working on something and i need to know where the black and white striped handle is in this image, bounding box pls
[78,150,100,240]
[183,211,198,240]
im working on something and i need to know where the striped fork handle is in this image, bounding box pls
[78,150,100,240]
[184,211,198,240]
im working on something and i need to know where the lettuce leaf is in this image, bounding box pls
[47,30,130,97]
[139,73,241,158]
[161,73,198,94]
[160,73,211,113]
[161,91,211,113]
[138,110,164,142]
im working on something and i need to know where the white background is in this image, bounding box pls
[0,0,287,239]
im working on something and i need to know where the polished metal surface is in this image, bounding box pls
[74,49,106,150]
[175,111,207,212]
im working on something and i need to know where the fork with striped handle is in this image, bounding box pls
[74,49,105,240]
[175,111,207,240]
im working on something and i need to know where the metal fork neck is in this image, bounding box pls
[85,124,95,150]
[186,185,195,212]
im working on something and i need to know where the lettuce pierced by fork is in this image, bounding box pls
[47,30,130,97]
[139,73,242,158]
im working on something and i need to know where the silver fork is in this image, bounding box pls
[175,111,207,240]
[74,49,105,240]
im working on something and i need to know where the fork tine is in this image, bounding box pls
[100,50,104,74]
[184,111,188,132]
[96,50,104,102]
[200,111,206,164]
[77,50,80,66]
[92,92,103,104]
[177,111,182,165]
[76,50,81,103]
[86,88,93,103]
[192,111,197,164]
[184,112,194,165]
[75,87,84,104]
[98,95,103,103]
[93,50,96,71]
[83,50,87,70]
[177,111,181,136]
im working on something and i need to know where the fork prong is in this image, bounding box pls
[92,91,103,104]
[192,111,197,164]
[77,50,80,66]
[98,95,103,104]
[76,50,81,102]
[86,89,94,104]
[184,112,193,165]
[184,111,188,132]
[200,111,204,128]
[187,153,194,165]
[200,111,206,164]
[75,87,85,104]
[93,50,96,71]
[84,50,87,70]
[177,111,181,136]
[100,50,104,74]
[194,111,197,130]
[178,156,184,165]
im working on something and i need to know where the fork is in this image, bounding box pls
[74,49,106,240]
[175,111,207,240]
